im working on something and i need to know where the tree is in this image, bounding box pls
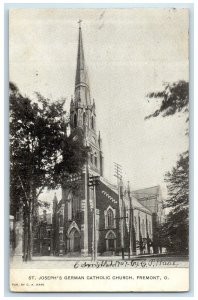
[162,152,189,254]
[145,80,189,254]
[145,80,189,119]
[10,82,89,260]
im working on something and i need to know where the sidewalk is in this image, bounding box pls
[31,253,189,261]
[10,253,189,269]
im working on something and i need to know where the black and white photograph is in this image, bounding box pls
[9,8,189,292]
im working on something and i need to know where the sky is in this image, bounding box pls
[9,8,189,202]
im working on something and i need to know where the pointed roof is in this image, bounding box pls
[75,25,89,88]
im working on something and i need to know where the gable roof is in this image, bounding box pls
[132,185,161,200]
[99,176,118,194]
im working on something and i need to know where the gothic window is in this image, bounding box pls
[83,112,86,127]
[104,206,116,229]
[73,196,80,219]
[68,201,72,220]
[89,187,94,200]
[59,214,63,227]
[59,232,63,241]
[74,113,77,128]
[68,192,72,220]
[107,209,114,228]
[91,116,94,129]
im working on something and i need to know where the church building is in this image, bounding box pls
[33,24,164,257]
[51,23,121,257]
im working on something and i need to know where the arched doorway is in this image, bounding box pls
[68,227,80,252]
[105,230,116,252]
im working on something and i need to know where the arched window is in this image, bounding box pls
[68,201,72,220]
[91,116,94,129]
[104,206,116,229]
[59,214,63,227]
[107,209,114,228]
[74,113,77,128]
[73,196,80,219]
[68,192,72,220]
[83,112,86,127]
[59,232,63,241]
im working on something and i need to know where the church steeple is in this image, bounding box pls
[70,22,103,176]
[74,21,90,106]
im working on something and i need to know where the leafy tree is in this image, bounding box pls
[145,80,189,254]
[161,152,189,254]
[10,82,89,260]
[145,80,189,119]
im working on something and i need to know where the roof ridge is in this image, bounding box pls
[132,185,160,193]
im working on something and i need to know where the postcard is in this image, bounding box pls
[9,8,189,292]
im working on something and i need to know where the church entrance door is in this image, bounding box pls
[105,230,116,252]
[68,228,80,252]
[108,239,114,251]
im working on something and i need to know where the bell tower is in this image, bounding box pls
[70,21,103,176]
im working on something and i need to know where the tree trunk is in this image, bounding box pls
[24,181,37,261]
[23,214,28,261]
[26,208,32,261]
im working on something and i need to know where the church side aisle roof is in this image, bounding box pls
[132,196,152,215]
[132,185,161,199]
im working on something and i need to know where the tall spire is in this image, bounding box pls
[74,21,90,105]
